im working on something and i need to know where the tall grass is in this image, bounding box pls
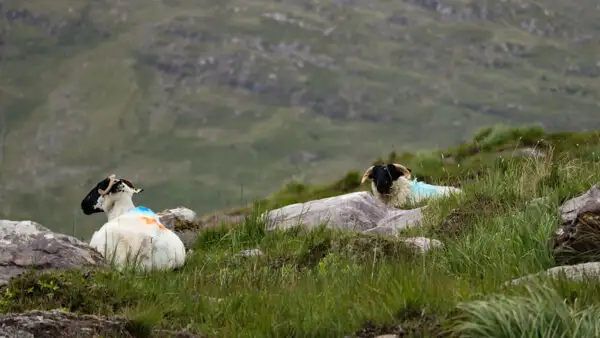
[452,283,600,338]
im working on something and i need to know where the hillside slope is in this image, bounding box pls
[3,130,600,337]
[1,0,600,236]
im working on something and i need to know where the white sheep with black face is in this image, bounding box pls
[361,163,461,208]
[361,163,414,208]
[80,174,186,272]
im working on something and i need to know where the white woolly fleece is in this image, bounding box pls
[370,176,413,208]
[89,187,186,272]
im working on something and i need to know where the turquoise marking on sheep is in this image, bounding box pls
[125,206,164,225]
[410,179,451,199]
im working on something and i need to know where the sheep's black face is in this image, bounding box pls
[80,177,139,215]
[81,177,112,215]
[370,164,405,195]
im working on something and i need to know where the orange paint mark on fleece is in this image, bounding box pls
[139,216,166,230]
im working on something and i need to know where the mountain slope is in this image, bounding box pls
[1,0,600,237]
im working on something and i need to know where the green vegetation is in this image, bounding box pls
[238,125,600,216]
[3,127,600,337]
[2,0,600,238]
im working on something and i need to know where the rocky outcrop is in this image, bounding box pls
[400,237,444,254]
[507,262,600,286]
[262,191,425,235]
[158,207,201,249]
[0,309,202,337]
[0,220,106,285]
[507,184,600,286]
[552,184,600,265]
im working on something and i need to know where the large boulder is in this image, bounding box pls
[0,309,201,337]
[559,184,600,224]
[552,184,600,265]
[262,191,425,235]
[0,220,106,285]
[507,262,600,286]
[158,207,201,249]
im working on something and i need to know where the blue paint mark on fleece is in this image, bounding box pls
[410,179,448,199]
[125,206,164,224]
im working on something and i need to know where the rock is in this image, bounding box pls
[158,207,245,249]
[262,191,425,233]
[0,220,106,286]
[552,184,600,264]
[401,237,444,254]
[0,309,202,337]
[234,249,263,257]
[507,262,600,286]
[366,208,427,236]
[159,207,198,224]
[514,147,546,158]
[158,207,201,249]
[559,184,600,224]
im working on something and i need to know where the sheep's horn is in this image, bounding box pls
[392,164,412,179]
[360,166,374,184]
[98,174,117,196]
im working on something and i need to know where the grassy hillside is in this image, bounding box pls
[3,130,600,337]
[212,125,600,220]
[2,0,600,237]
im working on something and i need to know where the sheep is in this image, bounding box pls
[360,163,461,208]
[80,174,186,272]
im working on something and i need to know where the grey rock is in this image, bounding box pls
[234,249,264,257]
[559,184,600,224]
[514,147,546,158]
[0,220,106,285]
[373,208,427,235]
[0,309,201,337]
[401,237,444,254]
[158,207,201,249]
[159,207,198,224]
[507,262,600,286]
[262,191,424,233]
[362,226,401,236]
[552,184,600,265]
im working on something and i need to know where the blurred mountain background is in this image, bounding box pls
[1,0,600,238]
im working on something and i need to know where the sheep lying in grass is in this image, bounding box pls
[80,174,186,271]
[361,163,461,208]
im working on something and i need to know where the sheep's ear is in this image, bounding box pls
[360,166,374,184]
[392,163,412,180]
[133,188,144,194]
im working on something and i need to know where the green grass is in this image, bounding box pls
[4,142,600,337]
[232,125,600,218]
[3,0,600,236]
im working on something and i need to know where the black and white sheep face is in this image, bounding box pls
[361,163,412,195]
[80,174,143,215]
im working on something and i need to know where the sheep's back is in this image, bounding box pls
[90,208,186,270]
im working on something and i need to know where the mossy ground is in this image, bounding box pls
[4,127,600,337]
